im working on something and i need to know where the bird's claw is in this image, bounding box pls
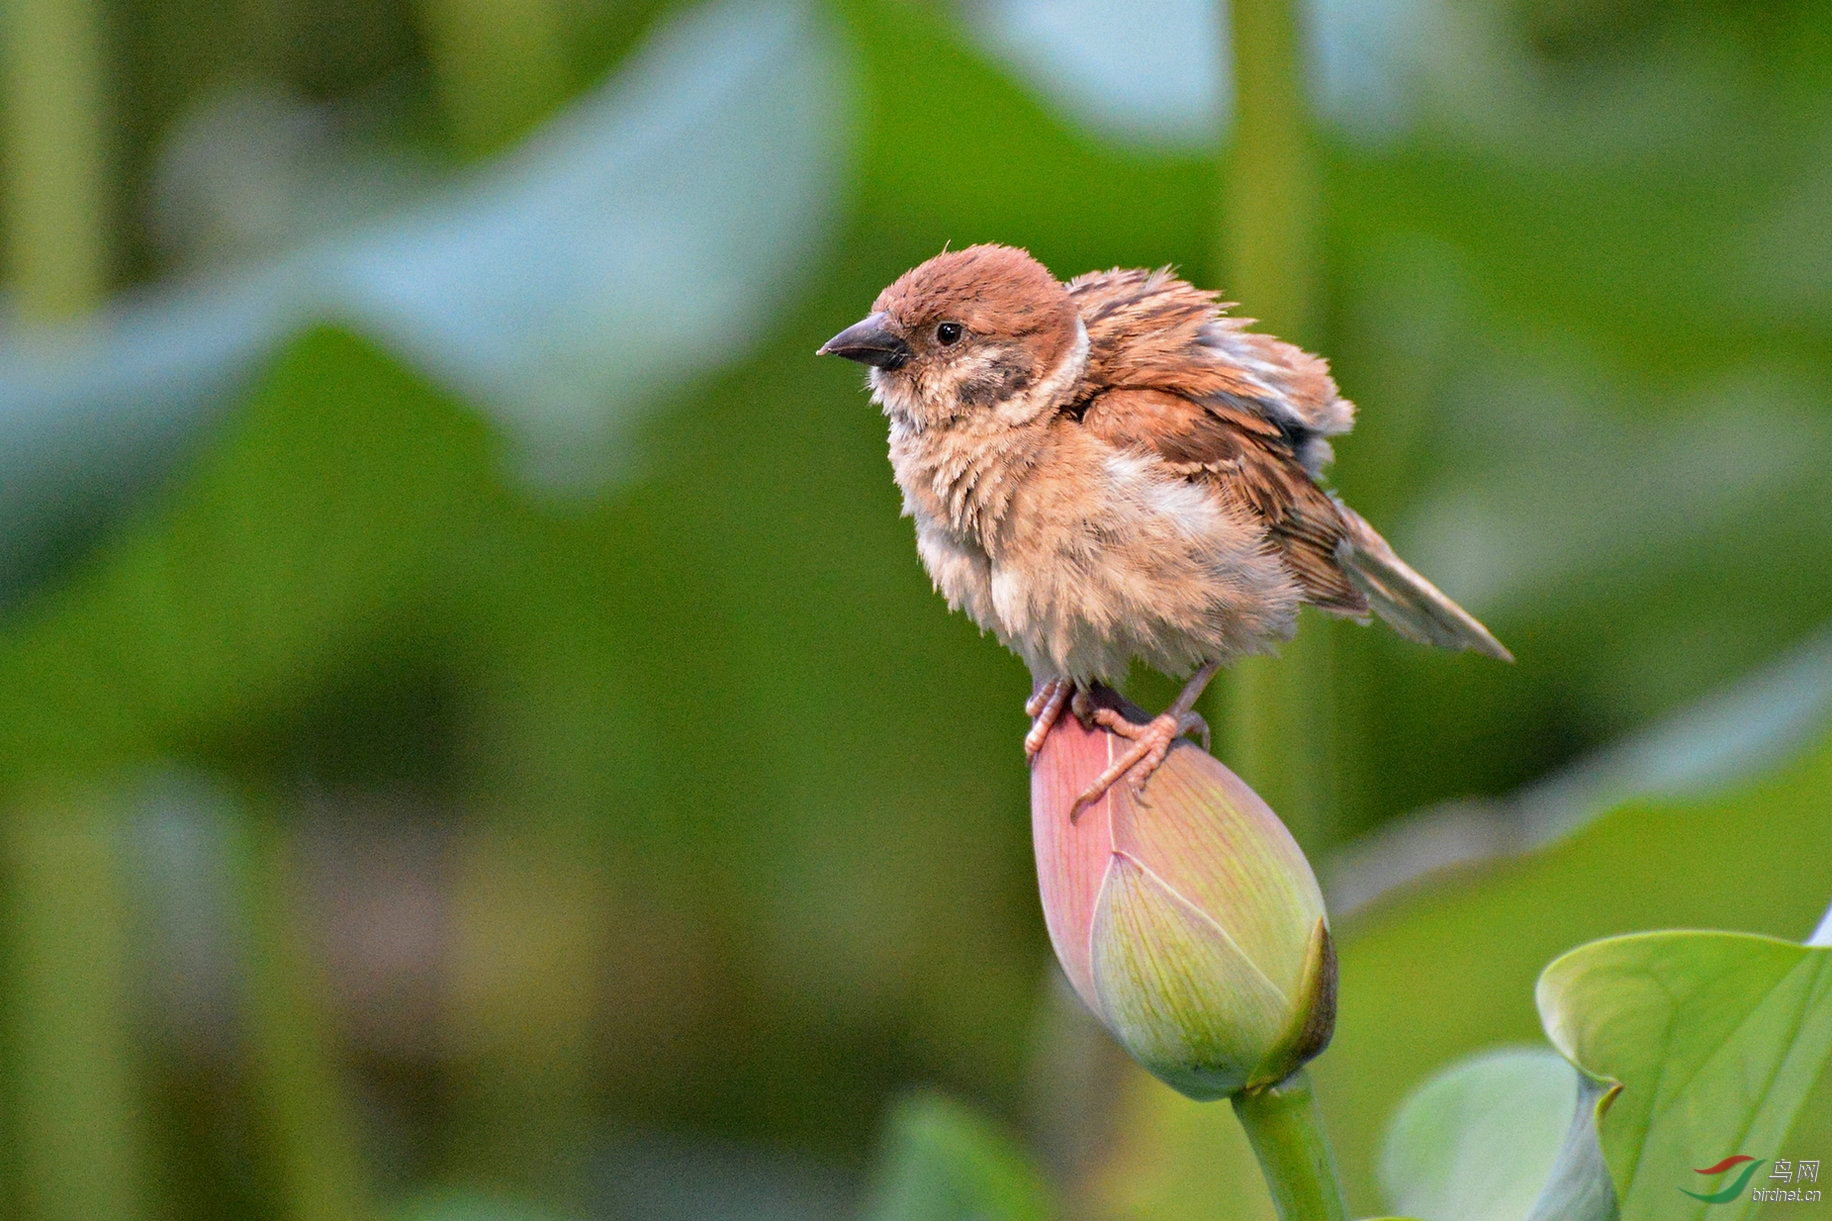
[1024,678,1073,763]
[1068,708,1209,821]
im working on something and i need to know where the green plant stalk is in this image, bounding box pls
[2,0,108,319]
[232,812,370,1221]
[1224,0,1320,345]
[3,795,148,1221]
[1223,632,1337,849]
[413,0,570,155]
[441,825,608,1210]
[1216,0,1337,848]
[1232,1070,1350,1221]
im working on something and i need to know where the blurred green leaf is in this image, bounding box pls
[1377,1045,1616,1221]
[1317,731,1832,1214]
[393,1191,573,1221]
[1520,1072,1617,1221]
[0,325,492,781]
[860,1093,1056,1221]
[964,0,1225,149]
[1537,932,1832,1221]
[333,0,849,487]
[0,0,848,603]
[835,0,1215,279]
[1379,1047,1578,1221]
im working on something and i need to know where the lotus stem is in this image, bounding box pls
[1231,1070,1350,1221]
[414,0,569,154]
[1217,0,1338,848]
[2,0,108,319]
[234,811,371,1221]
[3,796,149,1221]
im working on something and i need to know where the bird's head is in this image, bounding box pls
[818,244,1086,428]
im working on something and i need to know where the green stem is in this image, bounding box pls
[440,825,605,1210]
[232,811,370,1221]
[1216,0,1338,848]
[1232,1070,1350,1221]
[2,0,108,320]
[3,793,148,1221]
[1224,0,1320,343]
[414,0,570,155]
[1222,636,1336,849]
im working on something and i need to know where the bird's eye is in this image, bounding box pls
[935,321,963,346]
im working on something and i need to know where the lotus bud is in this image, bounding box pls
[1031,685,1336,1100]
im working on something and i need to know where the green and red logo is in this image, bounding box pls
[1683,1156,1766,1204]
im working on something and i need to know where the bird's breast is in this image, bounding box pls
[889,421,1300,682]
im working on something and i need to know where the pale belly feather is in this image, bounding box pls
[912,446,1302,685]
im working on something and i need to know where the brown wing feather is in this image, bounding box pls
[1080,387,1367,615]
[1067,266,1355,461]
[1065,266,1511,659]
[1067,267,1366,615]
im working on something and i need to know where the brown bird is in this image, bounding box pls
[819,244,1510,814]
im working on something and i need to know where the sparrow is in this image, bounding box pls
[818,244,1510,814]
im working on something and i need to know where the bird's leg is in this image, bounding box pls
[1024,678,1074,763]
[1072,660,1223,819]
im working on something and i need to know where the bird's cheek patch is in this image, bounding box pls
[946,347,1020,409]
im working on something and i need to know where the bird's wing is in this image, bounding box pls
[1067,267,1511,658]
[1066,267,1354,467]
[1068,268,1365,614]
[1079,384,1367,614]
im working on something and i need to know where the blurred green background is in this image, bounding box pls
[0,0,1828,1217]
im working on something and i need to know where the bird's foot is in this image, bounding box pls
[1069,707,1210,821]
[1024,678,1074,764]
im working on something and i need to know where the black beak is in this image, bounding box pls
[817,312,909,370]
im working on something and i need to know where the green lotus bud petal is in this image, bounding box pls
[1092,854,1294,1098]
[1032,686,1337,1099]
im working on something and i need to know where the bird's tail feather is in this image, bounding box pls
[1332,502,1513,662]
